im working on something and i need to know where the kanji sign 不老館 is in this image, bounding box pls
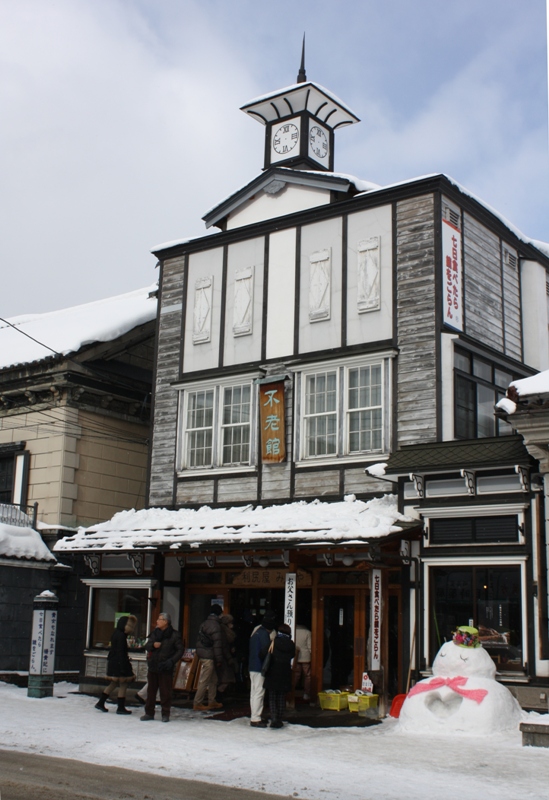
[259,381,286,463]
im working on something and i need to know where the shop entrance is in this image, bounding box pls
[318,589,368,692]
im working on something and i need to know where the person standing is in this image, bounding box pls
[140,612,184,723]
[248,612,276,728]
[263,623,296,728]
[94,614,137,715]
[193,604,224,711]
[294,621,312,701]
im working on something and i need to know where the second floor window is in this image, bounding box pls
[299,358,389,460]
[454,348,516,439]
[182,382,253,470]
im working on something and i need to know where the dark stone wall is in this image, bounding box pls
[0,554,87,673]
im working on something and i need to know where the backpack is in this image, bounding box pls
[197,624,213,649]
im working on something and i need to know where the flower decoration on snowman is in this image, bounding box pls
[399,626,522,734]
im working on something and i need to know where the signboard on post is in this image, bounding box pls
[442,218,463,332]
[259,381,286,463]
[369,569,382,671]
[28,591,59,697]
[284,572,297,640]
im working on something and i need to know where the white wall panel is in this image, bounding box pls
[183,248,224,373]
[299,217,342,353]
[347,205,392,345]
[224,237,264,366]
[266,228,296,360]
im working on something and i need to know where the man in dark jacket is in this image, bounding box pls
[248,612,276,727]
[193,604,224,711]
[141,612,184,723]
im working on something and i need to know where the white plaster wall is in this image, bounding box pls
[226,184,331,230]
[299,217,343,354]
[182,247,224,373]
[520,260,549,371]
[266,228,296,360]
[223,237,264,366]
[441,332,458,441]
[346,205,393,345]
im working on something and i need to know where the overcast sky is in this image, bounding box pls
[1,0,548,317]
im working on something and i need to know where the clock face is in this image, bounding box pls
[272,122,300,155]
[309,125,329,159]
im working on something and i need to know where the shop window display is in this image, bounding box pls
[90,587,149,649]
[430,566,523,672]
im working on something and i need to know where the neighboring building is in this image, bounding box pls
[0,285,157,528]
[57,67,549,709]
[0,286,157,674]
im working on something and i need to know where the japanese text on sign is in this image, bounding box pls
[370,569,382,671]
[30,608,58,676]
[442,218,463,332]
[284,572,297,641]
[259,381,286,463]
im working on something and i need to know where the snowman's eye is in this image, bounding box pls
[460,654,468,662]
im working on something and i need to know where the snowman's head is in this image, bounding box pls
[432,640,496,679]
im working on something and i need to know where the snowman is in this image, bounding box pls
[399,626,522,734]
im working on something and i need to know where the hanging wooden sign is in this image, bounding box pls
[231,567,311,587]
[259,381,286,463]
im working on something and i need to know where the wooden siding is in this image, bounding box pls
[396,195,438,447]
[217,476,259,503]
[261,464,292,500]
[176,480,215,505]
[148,256,185,507]
[294,469,340,497]
[463,213,503,350]
[345,468,390,497]
[502,245,522,360]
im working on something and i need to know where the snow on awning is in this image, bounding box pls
[54,495,413,553]
[0,523,57,562]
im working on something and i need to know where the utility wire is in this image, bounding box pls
[0,316,61,358]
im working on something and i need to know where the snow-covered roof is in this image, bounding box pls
[0,522,57,562]
[495,369,549,416]
[0,285,158,370]
[54,495,412,553]
[240,81,360,129]
[152,171,549,260]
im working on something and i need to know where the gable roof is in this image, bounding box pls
[202,168,379,230]
[0,285,158,371]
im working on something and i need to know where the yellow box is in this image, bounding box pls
[318,692,349,711]
[348,694,379,712]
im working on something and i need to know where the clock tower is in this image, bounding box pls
[240,43,359,173]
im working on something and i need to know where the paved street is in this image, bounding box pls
[0,750,286,800]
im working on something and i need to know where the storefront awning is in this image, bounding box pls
[54,495,417,553]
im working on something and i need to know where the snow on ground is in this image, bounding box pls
[1,681,548,800]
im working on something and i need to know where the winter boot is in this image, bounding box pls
[94,693,109,712]
[116,697,132,715]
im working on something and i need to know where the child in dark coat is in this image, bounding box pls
[263,623,296,728]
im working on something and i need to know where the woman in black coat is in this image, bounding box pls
[94,615,137,715]
[263,623,296,728]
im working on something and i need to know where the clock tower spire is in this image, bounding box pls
[297,34,307,83]
[240,53,359,173]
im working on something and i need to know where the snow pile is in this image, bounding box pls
[54,495,411,552]
[366,462,388,478]
[0,681,548,800]
[399,639,522,735]
[510,370,549,398]
[0,284,157,369]
[0,522,56,562]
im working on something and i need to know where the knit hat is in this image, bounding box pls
[262,612,277,630]
[278,623,291,636]
[453,625,481,648]
[210,604,223,616]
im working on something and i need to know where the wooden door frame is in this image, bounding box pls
[312,586,369,697]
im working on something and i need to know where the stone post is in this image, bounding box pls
[28,590,59,698]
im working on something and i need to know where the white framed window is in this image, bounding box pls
[296,354,392,462]
[179,378,257,472]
